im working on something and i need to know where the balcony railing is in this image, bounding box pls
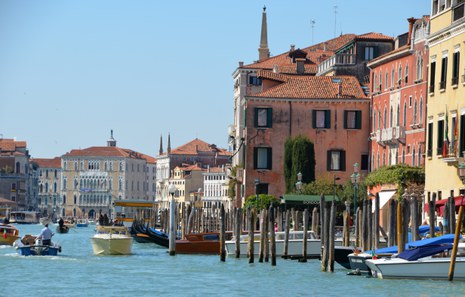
[317,53,356,74]
[376,126,406,146]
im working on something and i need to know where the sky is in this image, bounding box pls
[0,0,431,159]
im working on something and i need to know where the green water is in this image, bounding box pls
[1,224,464,297]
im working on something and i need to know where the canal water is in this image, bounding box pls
[2,224,465,297]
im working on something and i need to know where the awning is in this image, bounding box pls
[372,190,396,213]
[281,194,337,205]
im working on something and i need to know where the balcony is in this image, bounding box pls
[317,53,356,74]
[376,126,406,146]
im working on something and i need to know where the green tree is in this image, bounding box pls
[244,194,280,211]
[284,135,316,193]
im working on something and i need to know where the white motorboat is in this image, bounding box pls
[90,226,133,255]
[366,243,465,280]
[225,230,342,258]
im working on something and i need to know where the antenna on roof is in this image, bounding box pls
[311,19,316,44]
[333,5,338,38]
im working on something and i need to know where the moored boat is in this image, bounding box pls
[90,225,133,255]
[9,211,40,224]
[0,223,20,245]
[366,243,465,280]
[225,230,342,258]
[176,232,233,254]
[347,234,458,275]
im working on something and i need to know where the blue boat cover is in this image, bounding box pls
[397,244,453,261]
[367,234,459,255]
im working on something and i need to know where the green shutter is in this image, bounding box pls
[254,108,258,127]
[327,151,331,170]
[267,148,272,169]
[325,110,331,128]
[312,110,317,128]
[340,151,346,171]
[267,108,273,128]
[356,111,362,129]
[343,111,348,129]
[253,148,258,169]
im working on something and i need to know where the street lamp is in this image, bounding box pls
[351,163,360,216]
[296,172,303,193]
[333,175,341,201]
[255,178,260,209]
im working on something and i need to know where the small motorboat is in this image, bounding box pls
[14,234,62,256]
[56,225,70,234]
[0,223,20,245]
[90,226,133,255]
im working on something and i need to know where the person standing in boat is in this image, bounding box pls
[38,223,54,245]
[58,217,64,228]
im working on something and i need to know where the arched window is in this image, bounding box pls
[373,109,377,130]
[414,100,418,124]
[403,102,407,125]
[390,106,393,127]
[384,107,387,129]
[16,162,20,174]
[397,104,400,126]
[419,97,423,123]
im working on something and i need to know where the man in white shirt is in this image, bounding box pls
[38,223,54,245]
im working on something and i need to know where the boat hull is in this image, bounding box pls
[90,235,133,255]
[225,231,342,258]
[0,224,20,245]
[366,257,465,280]
[334,246,355,269]
[16,245,61,256]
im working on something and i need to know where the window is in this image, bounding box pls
[427,122,434,157]
[361,154,369,171]
[398,64,402,86]
[413,101,418,124]
[373,109,377,130]
[249,76,262,86]
[390,107,393,127]
[437,119,444,155]
[403,102,407,125]
[253,147,272,170]
[327,150,346,171]
[419,98,423,123]
[365,47,374,60]
[385,71,388,90]
[396,104,400,126]
[452,51,460,85]
[344,110,362,129]
[460,114,465,157]
[312,110,330,128]
[405,64,409,84]
[440,55,448,90]
[254,108,272,128]
[383,107,387,129]
[430,61,436,93]
[391,68,395,88]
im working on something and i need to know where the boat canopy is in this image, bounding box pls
[369,233,458,255]
[398,244,453,261]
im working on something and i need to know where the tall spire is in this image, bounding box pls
[167,133,171,153]
[159,134,163,155]
[258,6,270,62]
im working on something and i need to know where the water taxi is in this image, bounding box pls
[90,225,133,255]
[9,211,40,224]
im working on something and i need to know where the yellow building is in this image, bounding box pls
[425,1,465,207]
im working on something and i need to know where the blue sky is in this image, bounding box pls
[0,0,431,158]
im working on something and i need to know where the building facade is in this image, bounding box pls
[425,0,465,203]
[33,157,62,220]
[60,134,156,219]
[368,17,430,170]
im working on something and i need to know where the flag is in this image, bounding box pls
[442,110,449,157]
[3,229,7,239]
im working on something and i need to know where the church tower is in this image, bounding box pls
[258,6,270,62]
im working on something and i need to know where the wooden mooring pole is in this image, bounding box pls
[448,196,464,281]
[220,205,226,262]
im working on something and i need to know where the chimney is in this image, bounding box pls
[323,42,328,51]
[238,61,244,67]
[338,82,342,98]
[273,64,279,73]
[290,44,295,52]
[407,17,416,46]
[296,58,305,74]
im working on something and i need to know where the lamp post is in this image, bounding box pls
[350,163,360,217]
[168,183,177,256]
[255,178,260,209]
[296,172,303,193]
[333,175,341,201]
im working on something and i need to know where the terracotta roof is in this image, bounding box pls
[241,33,393,71]
[355,32,394,41]
[175,163,205,171]
[169,138,231,156]
[33,157,61,168]
[0,139,27,152]
[63,146,156,163]
[250,72,368,100]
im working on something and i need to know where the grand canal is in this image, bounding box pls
[2,224,465,297]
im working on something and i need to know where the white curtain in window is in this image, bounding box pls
[316,111,325,128]
[347,111,356,128]
[331,151,340,170]
[257,148,268,168]
[258,109,267,126]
